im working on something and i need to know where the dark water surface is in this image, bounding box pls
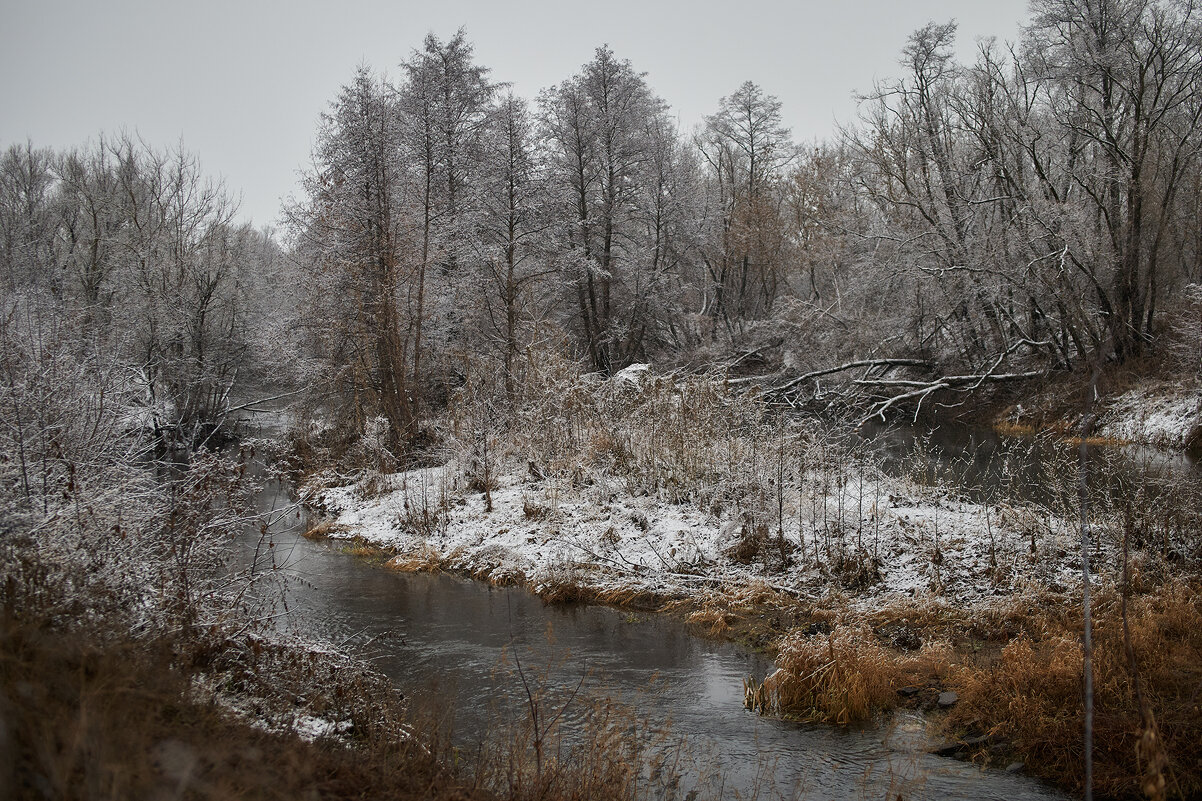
[231,468,1067,801]
[857,418,1201,507]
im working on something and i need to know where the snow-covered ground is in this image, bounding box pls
[1098,382,1202,451]
[306,458,1099,611]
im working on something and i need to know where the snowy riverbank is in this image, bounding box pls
[305,458,1098,612]
[1096,381,1202,451]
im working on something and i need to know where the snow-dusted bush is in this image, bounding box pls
[0,296,259,636]
[1167,283,1202,379]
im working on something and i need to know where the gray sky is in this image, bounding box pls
[1,0,1030,229]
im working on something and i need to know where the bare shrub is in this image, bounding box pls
[389,469,450,539]
[1166,283,1202,379]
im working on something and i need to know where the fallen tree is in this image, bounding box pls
[730,350,1045,423]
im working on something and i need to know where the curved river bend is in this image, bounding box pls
[233,470,1066,801]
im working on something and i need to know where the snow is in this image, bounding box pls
[613,362,651,385]
[291,714,353,742]
[308,457,1097,611]
[1099,383,1202,451]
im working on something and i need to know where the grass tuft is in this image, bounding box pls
[748,623,952,724]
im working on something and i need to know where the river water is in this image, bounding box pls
[857,419,1201,506]
[232,463,1067,801]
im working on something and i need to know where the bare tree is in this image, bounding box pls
[698,81,796,332]
[399,30,496,405]
[474,93,554,403]
[541,46,680,372]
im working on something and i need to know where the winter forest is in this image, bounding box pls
[4,1,1202,800]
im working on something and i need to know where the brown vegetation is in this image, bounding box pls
[947,582,1202,799]
[0,616,479,801]
[726,579,1202,799]
[742,621,952,724]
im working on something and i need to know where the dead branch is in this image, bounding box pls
[764,358,931,395]
[858,369,1044,425]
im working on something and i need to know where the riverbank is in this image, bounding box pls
[299,408,1201,799]
[992,369,1202,454]
[306,457,1100,611]
[2,446,693,801]
[0,613,490,801]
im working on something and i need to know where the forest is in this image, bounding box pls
[2,0,1202,799]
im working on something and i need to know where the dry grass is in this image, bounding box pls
[387,543,446,572]
[666,581,796,640]
[732,581,1202,796]
[302,517,350,539]
[537,574,667,610]
[993,417,1039,437]
[0,616,480,801]
[1060,434,1131,447]
[946,581,1202,799]
[339,536,395,562]
[685,603,735,637]
[746,623,952,724]
[522,495,551,520]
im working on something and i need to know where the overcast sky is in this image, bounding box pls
[1,0,1030,229]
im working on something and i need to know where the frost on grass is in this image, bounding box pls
[312,460,1094,609]
[306,370,1114,612]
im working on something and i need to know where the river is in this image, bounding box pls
[856,418,1201,507]
[230,458,1068,801]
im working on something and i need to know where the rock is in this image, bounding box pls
[931,733,988,758]
[937,691,959,707]
[1006,761,1025,774]
[897,685,922,698]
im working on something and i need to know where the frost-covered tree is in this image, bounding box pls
[292,67,416,443]
[698,81,796,331]
[541,46,683,372]
[0,135,264,447]
[398,30,496,395]
[849,4,1202,372]
[472,92,554,401]
[0,143,57,297]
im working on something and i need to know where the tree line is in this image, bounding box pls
[3,0,1200,455]
[0,134,294,451]
[289,1,1202,449]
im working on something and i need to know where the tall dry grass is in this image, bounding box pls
[947,581,1202,799]
[443,345,909,582]
[746,623,952,724]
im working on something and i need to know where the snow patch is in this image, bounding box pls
[1100,384,1202,450]
[308,458,1094,611]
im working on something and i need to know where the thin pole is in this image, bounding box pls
[1078,360,1103,801]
